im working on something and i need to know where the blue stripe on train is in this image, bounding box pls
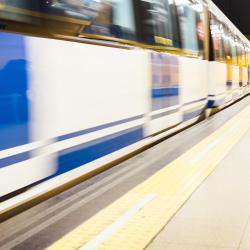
[55,126,143,176]
[0,115,144,168]
[58,114,144,142]
[152,87,179,98]
[0,32,29,150]
[152,87,179,111]
[0,151,30,168]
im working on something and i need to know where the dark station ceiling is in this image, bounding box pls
[213,0,250,35]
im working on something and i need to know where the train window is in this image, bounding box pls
[248,48,250,67]
[175,0,205,57]
[244,45,248,67]
[242,44,246,66]
[81,0,136,40]
[235,38,241,65]
[248,49,250,67]
[0,0,92,36]
[246,48,250,67]
[0,1,38,24]
[245,48,248,67]
[229,36,238,65]
[243,46,246,66]
[0,0,136,42]
[0,1,90,24]
[236,38,243,66]
[221,27,230,62]
[136,0,181,48]
[236,40,246,67]
[221,26,235,64]
[210,15,225,62]
[170,2,182,48]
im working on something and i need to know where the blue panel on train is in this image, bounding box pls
[55,127,143,176]
[0,32,29,150]
[151,53,180,111]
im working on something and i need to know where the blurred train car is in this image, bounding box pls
[208,1,250,110]
[0,0,249,198]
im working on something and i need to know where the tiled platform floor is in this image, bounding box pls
[147,129,250,250]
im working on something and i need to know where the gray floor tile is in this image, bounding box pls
[148,122,250,250]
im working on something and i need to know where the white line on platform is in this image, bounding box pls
[80,193,157,250]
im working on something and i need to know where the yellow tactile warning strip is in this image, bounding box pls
[47,105,250,250]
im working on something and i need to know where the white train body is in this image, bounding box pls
[0,0,249,198]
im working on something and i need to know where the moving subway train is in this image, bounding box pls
[0,0,249,198]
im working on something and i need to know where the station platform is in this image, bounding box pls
[1,96,250,250]
[148,125,250,249]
